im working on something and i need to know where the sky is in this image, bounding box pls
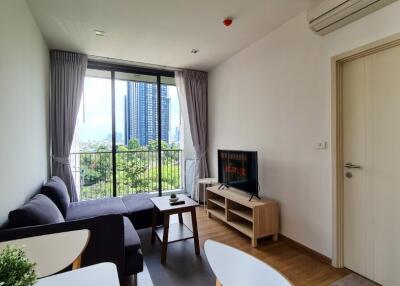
[75,77,181,145]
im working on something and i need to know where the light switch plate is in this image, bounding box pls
[314,141,328,149]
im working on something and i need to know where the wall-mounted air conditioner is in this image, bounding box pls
[308,0,397,35]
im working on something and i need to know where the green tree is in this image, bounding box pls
[117,145,128,152]
[128,138,141,150]
[78,139,182,199]
[147,140,170,151]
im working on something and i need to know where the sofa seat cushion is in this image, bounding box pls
[121,194,155,230]
[66,197,128,221]
[8,194,65,228]
[123,217,141,253]
[41,176,70,217]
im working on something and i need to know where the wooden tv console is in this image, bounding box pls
[206,186,279,247]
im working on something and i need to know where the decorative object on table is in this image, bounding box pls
[0,245,37,286]
[169,193,179,203]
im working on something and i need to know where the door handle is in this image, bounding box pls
[344,162,362,169]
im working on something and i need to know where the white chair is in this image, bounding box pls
[0,229,90,278]
[205,240,293,286]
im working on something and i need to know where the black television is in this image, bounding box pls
[217,150,259,200]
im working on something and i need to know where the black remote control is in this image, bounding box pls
[170,200,185,206]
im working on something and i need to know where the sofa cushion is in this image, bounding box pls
[123,216,141,253]
[41,176,70,217]
[8,194,65,228]
[66,197,128,221]
[121,194,155,230]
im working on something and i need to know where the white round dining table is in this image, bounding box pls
[205,240,293,286]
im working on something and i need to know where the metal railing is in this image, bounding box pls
[70,149,183,200]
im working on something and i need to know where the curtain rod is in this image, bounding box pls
[88,54,182,73]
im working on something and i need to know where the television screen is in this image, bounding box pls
[218,150,258,195]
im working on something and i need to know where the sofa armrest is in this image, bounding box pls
[0,214,125,278]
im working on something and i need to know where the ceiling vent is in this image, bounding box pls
[308,0,397,35]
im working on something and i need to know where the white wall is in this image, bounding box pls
[0,0,49,225]
[208,1,400,257]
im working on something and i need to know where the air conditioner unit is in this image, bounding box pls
[308,0,397,35]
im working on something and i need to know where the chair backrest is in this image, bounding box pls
[0,229,90,278]
[205,240,293,286]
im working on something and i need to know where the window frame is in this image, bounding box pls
[86,60,175,197]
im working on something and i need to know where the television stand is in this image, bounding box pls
[206,186,279,247]
[249,194,261,201]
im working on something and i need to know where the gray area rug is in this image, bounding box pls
[137,262,154,286]
[332,273,379,286]
[138,228,215,286]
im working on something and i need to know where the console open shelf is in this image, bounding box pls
[207,208,225,221]
[206,186,279,247]
[228,208,253,222]
[208,198,226,209]
[226,219,253,237]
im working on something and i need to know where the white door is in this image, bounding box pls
[343,44,400,285]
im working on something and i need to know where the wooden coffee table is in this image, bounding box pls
[150,194,200,264]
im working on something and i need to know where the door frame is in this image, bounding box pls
[331,32,400,268]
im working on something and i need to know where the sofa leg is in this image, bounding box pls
[123,274,137,286]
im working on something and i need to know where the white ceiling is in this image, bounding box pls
[26,0,315,71]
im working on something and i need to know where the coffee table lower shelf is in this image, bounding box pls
[154,223,194,243]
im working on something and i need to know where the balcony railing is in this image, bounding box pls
[70,149,183,201]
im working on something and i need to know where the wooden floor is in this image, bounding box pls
[181,207,350,286]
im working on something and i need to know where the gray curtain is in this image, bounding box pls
[50,50,88,202]
[175,70,209,200]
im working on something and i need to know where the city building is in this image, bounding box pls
[125,82,170,146]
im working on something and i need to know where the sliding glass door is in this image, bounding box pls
[114,72,160,195]
[160,76,182,193]
[70,64,183,200]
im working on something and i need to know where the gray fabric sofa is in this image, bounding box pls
[0,176,156,279]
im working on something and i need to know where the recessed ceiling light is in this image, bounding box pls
[94,30,106,36]
[191,49,199,54]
